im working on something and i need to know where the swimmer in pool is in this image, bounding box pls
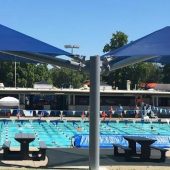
[76,126,82,132]
[17,124,23,132]
[151,126,156,131]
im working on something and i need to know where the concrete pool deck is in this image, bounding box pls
[0,148,170,169]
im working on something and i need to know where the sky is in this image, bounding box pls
[0,0,170,58]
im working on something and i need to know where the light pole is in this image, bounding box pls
[64,44,80,88]
[64,44,80,54]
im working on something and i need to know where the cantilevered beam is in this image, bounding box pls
[101,55,158,73]
[0,51,87,72]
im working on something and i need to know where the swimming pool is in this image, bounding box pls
[0,119,170,148]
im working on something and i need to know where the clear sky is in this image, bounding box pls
[0,0,170,58]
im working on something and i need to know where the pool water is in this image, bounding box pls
[0,120,170,148]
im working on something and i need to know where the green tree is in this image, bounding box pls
[0,62,14,87]
[0,62,52,87]
[17,63,30,87]
[102,63,162,89]
[34,64,52,84]
[162,64,170,83]
[102,31,128,88]
[103,31,128,52]
[50,68,88,88]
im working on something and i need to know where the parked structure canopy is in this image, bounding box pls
[101,26,170,72]
[0,24,85,70]
[0,24,71,56]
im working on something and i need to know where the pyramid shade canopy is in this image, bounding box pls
[0,96,19,107]
[102,26,170,71]
[0,24,72,63]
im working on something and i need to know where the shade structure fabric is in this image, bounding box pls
[0,96,19,107]
[102,26,170,64]
[0,53,37,63]
[0,24,72,62]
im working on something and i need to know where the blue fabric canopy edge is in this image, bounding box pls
[0,24,72,63]
[101,26,170,64]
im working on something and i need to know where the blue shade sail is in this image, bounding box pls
[0,24,72,63]
[103,26,170,57]
[102,26,170,66]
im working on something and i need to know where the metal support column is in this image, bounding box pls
[152,96,155,106]
[73,94,75,106]
[156,96,159,106]
[89,55,100,170]
[68,94,71,105]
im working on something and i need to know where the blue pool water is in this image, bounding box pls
[0,119,170,148]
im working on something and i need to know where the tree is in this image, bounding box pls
[102,62,162,90]
[162,64,170,83]
[34,64,52,84]
[103,31,128,52]
[102,31,128,88]
[0,61,52,88]
[0,62,14,87]
[50,68,88,88]
[15,63,51,87]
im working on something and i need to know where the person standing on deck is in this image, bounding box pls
[135,105,140,118]
[81,111,85,120]
[60,111,63,120]
[101,111,107,121]
[117,104,124,119]
[109,106,113,120]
